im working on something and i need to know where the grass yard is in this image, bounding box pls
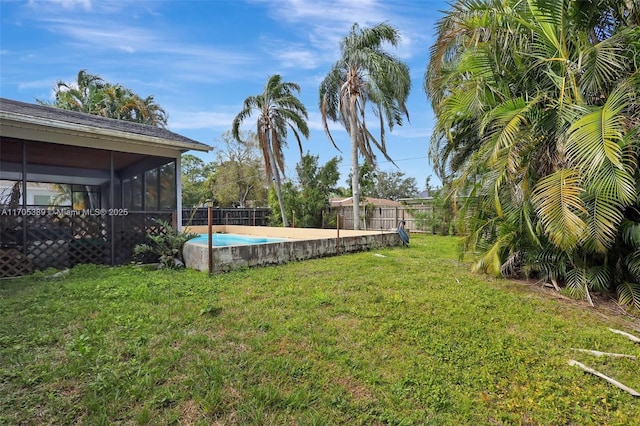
[1,234,639,425]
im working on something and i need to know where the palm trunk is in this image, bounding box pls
[350,117,360,230]
[266,141,289,227]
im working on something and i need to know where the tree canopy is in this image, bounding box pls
[369,170,419,201]
[211,131,267,208]
[426,0,640,311]
[181,154,214,208]
[38,69,168,127]
[269,153,341,228]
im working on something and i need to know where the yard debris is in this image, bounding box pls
[568,359,640,397]
[570,348,637,360]
[45,269,70,279]
[608,328,640,344]
[373,253,387,258]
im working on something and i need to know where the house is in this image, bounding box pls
[0,98,211,277]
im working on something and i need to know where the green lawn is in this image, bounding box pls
[1,234,639,425]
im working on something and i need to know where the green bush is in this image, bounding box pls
[134,219,197,268]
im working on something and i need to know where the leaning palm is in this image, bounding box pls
[232,75,309,227]
[320,22,411,230]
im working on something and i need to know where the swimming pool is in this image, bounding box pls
[182,225,402,273]
[189,233,289,247]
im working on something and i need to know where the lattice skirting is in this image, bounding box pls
[0,211,173,278]
[0,248,32,278]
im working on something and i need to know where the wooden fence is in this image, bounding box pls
[329,205,436,232]
[178,205,438,233]
[182,207,271,227]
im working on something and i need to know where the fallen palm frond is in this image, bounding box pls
[569,360,640,397]
[570,348,637,360]
[608,328,640,343]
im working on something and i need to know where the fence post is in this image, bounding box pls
[207,203,213,275]
[336,213,341,254]
[392,207,396,229]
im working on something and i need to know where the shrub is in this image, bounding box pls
[133,219,197,269]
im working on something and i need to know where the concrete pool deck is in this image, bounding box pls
[183,225,402,273]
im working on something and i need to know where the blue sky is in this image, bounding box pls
[1,0,449,190]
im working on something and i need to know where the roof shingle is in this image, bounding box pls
[0,97,211,152]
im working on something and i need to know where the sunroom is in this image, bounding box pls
[0,98,211,277]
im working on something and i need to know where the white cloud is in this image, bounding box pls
[255,0,437,74]
[260,0,388,26]
[29,0,93,11]
[28,14,258,84]
[275,47,320,69]
[17,78,55,91]
[38,18,155,52]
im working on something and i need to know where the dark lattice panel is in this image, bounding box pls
[24,214,70,271]
[1,215,28,277]
[24,214,108,270]
[1,215,23,246]
[112,213,173,265]
[67,215,109,266]
[0,211,174,277]
[0,248,31,277]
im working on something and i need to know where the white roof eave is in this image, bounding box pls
[0,111,211,154]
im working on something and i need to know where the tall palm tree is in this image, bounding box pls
[320,22,411,230]
[232,74,309,227]
[426,0,640,310]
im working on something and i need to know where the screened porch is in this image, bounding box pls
[0,98,211,277]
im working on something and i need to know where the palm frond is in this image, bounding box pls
[531,169,587,250]
[616,281,640,311]
[566,91,628,176]
[320,22,410,230]
[620,220,640,249]
[626,249,640,277]
[565,267,589,300]
[471,230,514,277]
[581,32,630,96]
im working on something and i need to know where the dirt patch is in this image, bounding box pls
[334,374,377,403]
[178,400,202,425]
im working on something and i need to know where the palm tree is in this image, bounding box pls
[232,75,309,227]
[43,69,105,114]
[38,69,168,127]
[425,0,640,310]
[320,22,411,230]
